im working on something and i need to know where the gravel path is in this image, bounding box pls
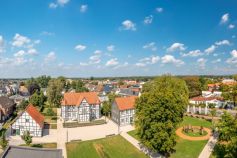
[175,126,211,141]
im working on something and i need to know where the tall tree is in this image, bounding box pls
[222,84,237,107]
[135,75,189,156]
[47,79,64,107]
[213,112,237,158]
[21,131,32,146]
[36,75,51,88]
[183,76,201,98]
[71,80,89,92]
[29,91,46,108]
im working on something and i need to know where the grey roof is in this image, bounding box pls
[1,146,63,158]
[0,96,15,108]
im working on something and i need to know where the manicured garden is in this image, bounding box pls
[127,116,212,158]
[66,135,148,158]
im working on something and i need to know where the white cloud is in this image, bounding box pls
[75,44,86,52]
[12,34,31,47]
[220,13,229,24]
[167,43,186,52]
[226,49,237,64]
[151,56,160,64]
[107,45,115,52]
[106,58,119,66]
[197,58,207,69]
[212,58,221,63]
[49,3,58,8]
[143,42,157,51]
[49,0,70,9]
[137,55,160,67]
[0,36,5,53]
[156,7,163,13]
[80,5,88,13]
[182,50,203,57]
[57,0,70,6]
[215,40,230,46]
[135,63,146,67]
[34,40,41,44]
[45,51,56,62]
[204,45,216,54]
[120,20,136,31]
[27,48,38,55]
[161,55,184,66]
[94,50,102,55]
[229,24,235,29]
[14,50,25,57]
[144,15,153,25]
[40,31,55,36]
[89,51,101,64]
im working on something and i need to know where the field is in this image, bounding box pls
[127,116,212,158]
[66,135,148,158]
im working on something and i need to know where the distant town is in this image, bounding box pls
[0,75,236,158]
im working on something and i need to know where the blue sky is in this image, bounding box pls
[0,0,237,78]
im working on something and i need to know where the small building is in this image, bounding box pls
[11,104,44,137]
[0,96,15,122]
[189,96,225,108]
[111,96,137,126]
[1,145,63,158]
[61,92,101,122]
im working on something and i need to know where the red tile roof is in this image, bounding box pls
[26,104,44,128]
[61,92,100,106]
[190,96,224,102]
[115,96,137,111]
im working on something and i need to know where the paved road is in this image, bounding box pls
[198,133,218,158]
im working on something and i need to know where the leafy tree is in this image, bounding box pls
[183,76,201,98]
[21,131,32,146]
[71,80,89,92]
[17,100,29,111]
[221,84,237,107]
[36,75,51,88]
[46,107,55,116]
[213,112,237,158]
[101,101,111,121]
[0,132,8,149]
[135,75,189,156]
[47,79,64,107]
[29,91,46,108]
[233,74,237,81]
[209,108,217,128]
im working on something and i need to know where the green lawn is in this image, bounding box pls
[180,116,212,128]
[170,138,208,158]
[66,135,148,158]
[128,116,212,158]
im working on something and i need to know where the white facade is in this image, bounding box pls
[61,99,100,122]
[111,102,135,126]
[11,111,43,137]
[190,99,225,108]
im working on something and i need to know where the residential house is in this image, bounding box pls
[189,96,225,108]
[11,104,44,137]
[61,92,101,122]
[0,96,15,122]
[111,96,137,126]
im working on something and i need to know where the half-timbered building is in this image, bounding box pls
[11,104,44,137]
[61,92,101,122]
[111,96,137,126]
